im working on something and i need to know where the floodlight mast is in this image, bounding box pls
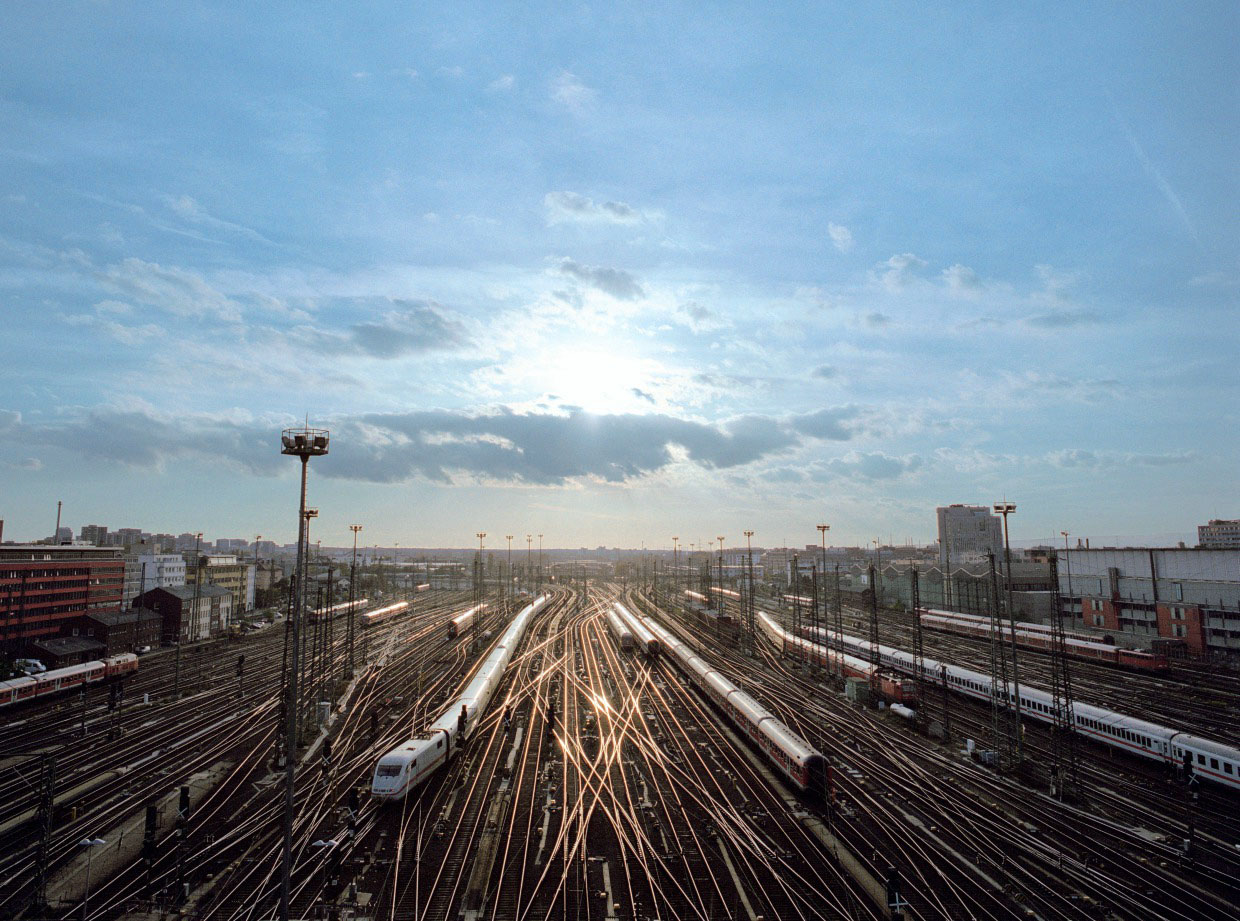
[278,425,328,921]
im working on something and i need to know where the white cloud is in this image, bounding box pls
[63,312,163,345]
[544,191,645,226]
[437,65,464,78]
[557,258,645,300]
[551,71,596,113]
[942,263,983,295]
[487,74,515,92]
[827,222,854,253]
[876,253,927,290]
[99,258,244,323]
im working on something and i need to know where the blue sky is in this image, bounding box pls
[1,2,1236,549]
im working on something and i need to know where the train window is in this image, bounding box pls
[1226,763,1233,775]
[1198,754,1205,765]
[437,740,443,748]
[1210,758,1219,770]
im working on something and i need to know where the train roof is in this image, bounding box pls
[757,717,819,763]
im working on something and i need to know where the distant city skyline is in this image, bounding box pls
[2,5,1235,548]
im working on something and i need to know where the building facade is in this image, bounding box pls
[138,584,233,643]
[0,545,124,651]
[122,551,188,607]
[184,553,255,614]
[1198,519,1240,550]
[1059,548,1240,658]
[78,608,163,655]
[936,505,1003,569]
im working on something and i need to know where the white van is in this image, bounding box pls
[16,658,47,674]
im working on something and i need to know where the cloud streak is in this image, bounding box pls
[2,404,888,486]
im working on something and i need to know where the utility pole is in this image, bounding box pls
[506,535,513,609]
[31,753,56,915]
[912,566,924,724]
[743,531,755,643]
[994,501,1023,765]
[833,564,844,682]
[987,553,1017,769]
[279,423,329,921]
[348,525,362,677]
[526,534,532,593]
[538,534,544,594]
[475,532,486,623]
[173,532,201,700]
[1047,552,1079,797]
[1061,531,1074,626]
[868,563,881,701]
[672,537,680,606]
[716,536,726,611]
[817,523,829,654]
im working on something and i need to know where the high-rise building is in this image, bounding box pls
[1198,519,1240,550]
[936,505,1002,569]
[79,524,109,546]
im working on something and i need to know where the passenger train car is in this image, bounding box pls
[613,602,660,655]
[361,600,409,625]
[825,627,1240,792]
[918,608,1168,674]
[0,653,138,708]
[762,612,918,706]
[371,594,548,800]
[309,598,369,620]
[634,607,829,797]
[446,603,487,639]
[605,607,635,652]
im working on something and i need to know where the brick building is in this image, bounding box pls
[1059,547,1240,658]
[137,584,232,644]
[78,608,163,655]
[0,545,124,654]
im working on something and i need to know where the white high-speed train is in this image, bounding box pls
[812,623,1240,792]
[371,594,548,800]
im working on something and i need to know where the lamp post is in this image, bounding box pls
[743,530,754,639]
[1061,530,1073,625]
[526,534,532,593]
[538,534,544,594]
[252,535,261,615]
[78,836,106,920]
[348,525,362,676]
[505,535,513,607]
[817,524,830,668]
[173,532,201,701]
[279,423,329,921]
[716,537,725,611]
[672,537,679,602]
[476,532,486,612]
[993,499,1023,764]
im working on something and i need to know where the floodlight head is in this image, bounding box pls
[993,502,1017,515]
[281,425,330,458]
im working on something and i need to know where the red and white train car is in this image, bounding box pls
[918,609,1169,674]
[771,614,919,706]
[0,654,138,709]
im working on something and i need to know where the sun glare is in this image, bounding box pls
[534,346,659,415]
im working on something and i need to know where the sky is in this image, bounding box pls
[1,2,1236,550]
